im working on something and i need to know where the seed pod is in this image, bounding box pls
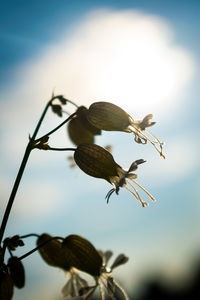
[37,234,71,271]
[8,256,25,289]
[87,102,131,132]
[62,235,103,276]
[0,271,13,300]
[74,143,119,182]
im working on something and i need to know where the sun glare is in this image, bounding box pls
[9,10,195,122]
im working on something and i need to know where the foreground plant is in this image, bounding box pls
[0,94,165,299]
[74,143,155,206]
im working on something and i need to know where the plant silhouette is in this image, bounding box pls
[0,94,165,299]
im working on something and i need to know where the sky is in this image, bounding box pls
[0,0,200,299]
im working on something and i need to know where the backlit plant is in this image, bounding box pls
[0,94,165,299]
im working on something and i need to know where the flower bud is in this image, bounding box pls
[68,118,95,145]
[8,256,25,289]
[37,234,71,271]
[67,106,101,146]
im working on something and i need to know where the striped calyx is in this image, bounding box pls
[74,143,119,182]
[37,234,71,271]
[8,257,25,289]
[62,235,103,277]
[67,106,101,146]
[87,102,131,132]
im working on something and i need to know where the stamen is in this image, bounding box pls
[111,279,129,300]
[99,279,105,300]
[131,179,156,202]
[145,128,165,159]
[130,125,165,159]
[126,181,148,207]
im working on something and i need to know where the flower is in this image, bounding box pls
[74,143,155,207]
[87,102,165,158]
[78,251,130,300]
[67,106,101,146]
[62,268,89,298]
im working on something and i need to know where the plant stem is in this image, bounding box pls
[48,147,76,151]
[20,233,40,239]
[0,143,32,244]
[0,99,53,245]
[35,112,76,143]
[32,99,53,140]
[17,236,64,261]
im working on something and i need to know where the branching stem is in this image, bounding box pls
[17,236,64,262]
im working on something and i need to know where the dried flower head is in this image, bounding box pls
[87,102,165,158]
[74,143,155,207]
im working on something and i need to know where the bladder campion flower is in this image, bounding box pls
[74,143,156,207]
[62,268,89,298]
[87,102,165,158]
[67,106,101,146]
[79,250,130,300]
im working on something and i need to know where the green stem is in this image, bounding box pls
[20,233,40,239]
[17,236,64,261]
[48,147,76,151]
[64,98,79,108]
[0,99,53,245]
[0,143,32,244]
[35,112,76,143]
[31,99,52,140]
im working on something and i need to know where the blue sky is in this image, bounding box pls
[0,1,200,299]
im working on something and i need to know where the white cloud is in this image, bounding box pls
[0,9,196,178]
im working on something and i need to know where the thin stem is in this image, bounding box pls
[35,112,76,143]
[20,233,40,239]
[64,98,79,108]
[0,98,54,245]
[17,236,64,262]
[32,99,53,140]
[48,147,76,152]
[0,143,32,244]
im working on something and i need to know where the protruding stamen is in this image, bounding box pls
[126,182,148,207]
[131,179,156,202]
[130,125,165,159]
